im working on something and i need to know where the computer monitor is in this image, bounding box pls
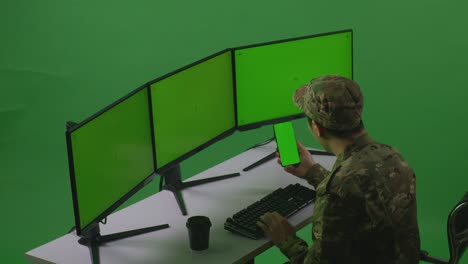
[149,49,239,215]
[234,29,353,131]
[66,86,168,263]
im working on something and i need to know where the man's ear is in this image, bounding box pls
[312,120,324,138]
[310,120,322,137]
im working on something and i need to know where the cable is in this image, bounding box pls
[245,137,275,151]
[159,174,164,192]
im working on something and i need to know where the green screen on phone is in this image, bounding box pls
[274,121,300,167]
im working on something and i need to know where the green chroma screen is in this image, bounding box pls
[150,50,235,169]
[274,121,300,166]
[69,88,154,232]
[235,30,353,128]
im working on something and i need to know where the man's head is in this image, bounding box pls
[293,75,364,146]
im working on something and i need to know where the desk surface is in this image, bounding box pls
[26,142,335,264]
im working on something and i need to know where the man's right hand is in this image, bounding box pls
[276,141,317,178]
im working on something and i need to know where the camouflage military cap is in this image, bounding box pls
[293,75,363,131]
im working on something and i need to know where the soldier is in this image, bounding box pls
[257,75,420,263]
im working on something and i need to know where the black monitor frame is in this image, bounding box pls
[148,48,237,173]
[148,49,241,215]
[66,84,169,264]
[66,84,158,236]
[232,29,354,131]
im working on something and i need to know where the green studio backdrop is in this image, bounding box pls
[1,0,467,263]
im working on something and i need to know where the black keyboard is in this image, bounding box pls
[224,183,316,239]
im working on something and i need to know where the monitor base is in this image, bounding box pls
[78,222,169,264]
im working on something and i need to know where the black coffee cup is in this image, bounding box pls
[186,216,212,251]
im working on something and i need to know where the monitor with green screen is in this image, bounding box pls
[150,49,236,170]
[67,87,155,235]
[234,29,353,130]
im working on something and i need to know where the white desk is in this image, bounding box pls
[26,142,335,264]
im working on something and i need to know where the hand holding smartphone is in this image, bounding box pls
[273,121,300,167]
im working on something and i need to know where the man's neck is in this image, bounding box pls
[328,130,367,157]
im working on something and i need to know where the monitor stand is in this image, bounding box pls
[160,164,240,215]
[79,222,170,264]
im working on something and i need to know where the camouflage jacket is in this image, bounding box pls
[278,134,420,264]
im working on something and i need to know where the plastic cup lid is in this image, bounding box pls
[186,216,212,228]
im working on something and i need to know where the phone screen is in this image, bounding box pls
[274,121,300,167]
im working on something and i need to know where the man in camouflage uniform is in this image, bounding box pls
[257,75,420,263]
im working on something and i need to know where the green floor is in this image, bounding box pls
[2,0,468,263]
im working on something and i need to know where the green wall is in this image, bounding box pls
[1,0,467,263]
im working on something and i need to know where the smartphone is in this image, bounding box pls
[273,121,300,167]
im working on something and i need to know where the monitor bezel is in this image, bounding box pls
[233,29,354,131]
[148,48,237,173]
[66,84,157,236]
